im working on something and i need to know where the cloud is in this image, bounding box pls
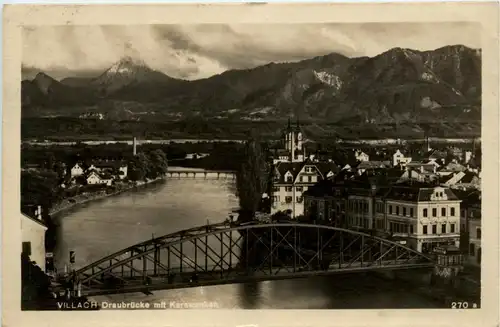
[22,22,480,81]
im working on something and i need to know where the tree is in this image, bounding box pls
[236,134,269,222]
[147,149,169,179]
[128,153,150,181]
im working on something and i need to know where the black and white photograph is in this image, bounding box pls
[3,3,499,325]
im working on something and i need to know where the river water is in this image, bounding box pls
[53,178,444,309]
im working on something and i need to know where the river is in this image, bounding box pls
[53,178,445,309]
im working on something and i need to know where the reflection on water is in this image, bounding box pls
[54,178,442,309]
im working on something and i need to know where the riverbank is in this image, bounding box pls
[49,177,166,218]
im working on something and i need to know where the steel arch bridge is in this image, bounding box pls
[67,221,435,296]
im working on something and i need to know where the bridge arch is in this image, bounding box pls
[70,222,435,296]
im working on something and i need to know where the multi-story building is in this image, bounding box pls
[381,183,462,253]
[304,170,388,230]
[21,206,48,272]
[458,190,481,266]
[271,161,338,217]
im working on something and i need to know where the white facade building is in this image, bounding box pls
[392,149,412,167]
[377,184,461,254]
[21,208,48,272]
[271,161,337,217]
[354,150,370,162]
[70,163,85,177]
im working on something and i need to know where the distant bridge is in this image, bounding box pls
[65,221,435,297]
[167,167,235,180]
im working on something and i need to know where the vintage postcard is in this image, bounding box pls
[2,2,499,327]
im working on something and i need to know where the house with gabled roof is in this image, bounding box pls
[392,149,412,167]
[21,206,48,272]
[86,170,114,186]
[270,160,338,217]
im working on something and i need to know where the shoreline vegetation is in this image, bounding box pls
[21,117,481,143]
[49,177,166,217]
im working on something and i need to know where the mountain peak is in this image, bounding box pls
[106,56,149,75]
[117,55,146,66]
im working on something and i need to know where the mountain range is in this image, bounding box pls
[21,45,482,124]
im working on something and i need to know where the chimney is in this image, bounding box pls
[133,137,137,156]
[35,205,43,221]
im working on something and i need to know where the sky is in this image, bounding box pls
[22,22,481,81]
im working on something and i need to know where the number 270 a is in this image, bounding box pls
[451,302,472,309]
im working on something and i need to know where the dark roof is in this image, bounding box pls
[426,149,448,159]
[454,189,481,208]
[459,171,478,184]
[315,162,339,176]
[441,173,457,183]
[274,149,290,156]
[274,160,338,184]
[357,161,388,170]
[384,183,460,202]
[275,162,303,183]
[440,162,466,172]
[303,179,335,197]
[21,213,47,228]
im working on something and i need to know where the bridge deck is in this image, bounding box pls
[79,261,433,296]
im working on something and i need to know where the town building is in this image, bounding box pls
[392,149,412,167]
[304,170,394,230]
[70,163,85,177]
[69,160,128,183]
[457,190,481,266]
[354,150,370,162]
[356,160,391,175]
[271,160,338,217]
[86,170,114,186]
[381,183,461,253]
[21,206,47,272]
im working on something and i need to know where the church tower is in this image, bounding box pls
[284,118,304,162]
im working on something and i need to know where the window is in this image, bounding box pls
[285,186,293,192]
[285,196,293,203]
[423,225,428,235]
[308,176,312,182]
[403,207,407,216]
[441,224,446,234]
[450,207,456,216]
[432,225,437,234]
[432,208,437,217]
[469,243,475,255]
[423,209,428,217]
[296,196,303,203]
[272,186,279,192]
[299,176,303,182]
[441,208,446,216]
[287,176,293,182]
[296,186,303,192]
[476,228,481,240]
[396,207,400,215]
[410,208,414,217]
[22,242,31,256]
[409,225,414,234]
[450,224,455,233]
[389,205,393,214]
